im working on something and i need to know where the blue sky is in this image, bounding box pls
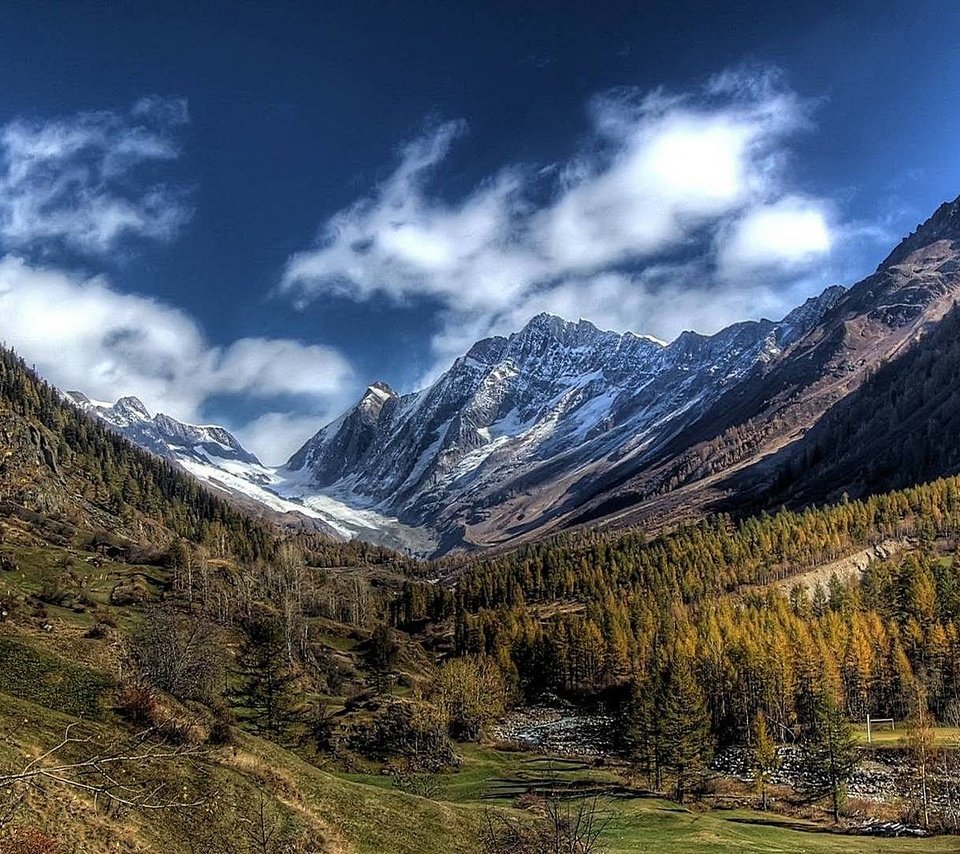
[0,1,958,462]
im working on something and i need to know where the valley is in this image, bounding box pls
[4,5,960,850]
[5,326,960,848]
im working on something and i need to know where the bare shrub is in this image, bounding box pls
[129,610,224,702]
[348,700,457,771]
[480,794,610,854]
[388,759,446,798]
[115,683,162,727]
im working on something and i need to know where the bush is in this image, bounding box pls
[433,656,508,741]
[83,618,114,639]
[37,573,76,607]
[349,700,458,771]
[389,761,446,798]
[480,795,609,854]
[114,682,209,744]
[114,682,162,726]
[305,703,337,752]
[209,698,237,745]
[109,576,152,606]
[129,610,224,702]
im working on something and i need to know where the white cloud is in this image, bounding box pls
[0,97,190,255]
[718,195,834,276]
[281,67,854,369]
[0,255,352,463]
[234,411,336,465]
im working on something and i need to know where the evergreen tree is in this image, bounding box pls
[622,669,663,789]
[236,613,299,733]
[800,692,858,823]
[659,653,713,802]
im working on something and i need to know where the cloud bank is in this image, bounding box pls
[281,68,851,368]
[0,255,353,461]
[0,255,352,450]
[0,99,353,463]
[0,96,191,256]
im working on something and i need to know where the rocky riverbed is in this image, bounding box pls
[492,702,614,756]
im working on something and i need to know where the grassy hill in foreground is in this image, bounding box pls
[3,687,958,854]
[0,540,955,852]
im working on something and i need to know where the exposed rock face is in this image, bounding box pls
[66,394,262,467]
[574,194,960,532]
[285,286,845,549]
[64,195,960,556]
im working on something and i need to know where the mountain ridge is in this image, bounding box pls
[282,282,847,551]
[61,194,960,556]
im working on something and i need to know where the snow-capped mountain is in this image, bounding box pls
[281,196,960,554]
[283,285,846,551]
[66,392,429,551]
[63,194,960,556]
[67,393,263,468]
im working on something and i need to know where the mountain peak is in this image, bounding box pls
[364,381,397,401]
[879,193,960,269]
[520,311,597,337]
[112,396,151,419]
[352,381,397,426]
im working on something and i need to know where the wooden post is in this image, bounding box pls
[867,714,872,744]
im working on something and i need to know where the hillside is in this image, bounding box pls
[743,301,960,508]
[6,337,960,847]
[2,505,956,850]
[564,195,960,534]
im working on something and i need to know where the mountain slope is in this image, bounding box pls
[59,195,960,556]
[572,194,960,531]
[746,299,960,507]
[67,392,264,468]
[285,287,844,551]
[67,392,432,552]
[0,348,275,561]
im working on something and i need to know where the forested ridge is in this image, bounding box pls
[388,475,960,778]
[0,346,406,568]
[452,478,958,609]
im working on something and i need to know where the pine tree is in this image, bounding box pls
[622,669,663,789]
[236,613,299,733]
[800,691,858,823]
[659,653,713,803]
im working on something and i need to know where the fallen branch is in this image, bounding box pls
[0,723,208,812]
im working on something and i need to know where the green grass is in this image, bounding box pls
[339,742,960,853]
[2,643,957,854]
[854,725,960,747]
[0,634,112,719]
[602,800,959,853]
[1,537,957,852]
